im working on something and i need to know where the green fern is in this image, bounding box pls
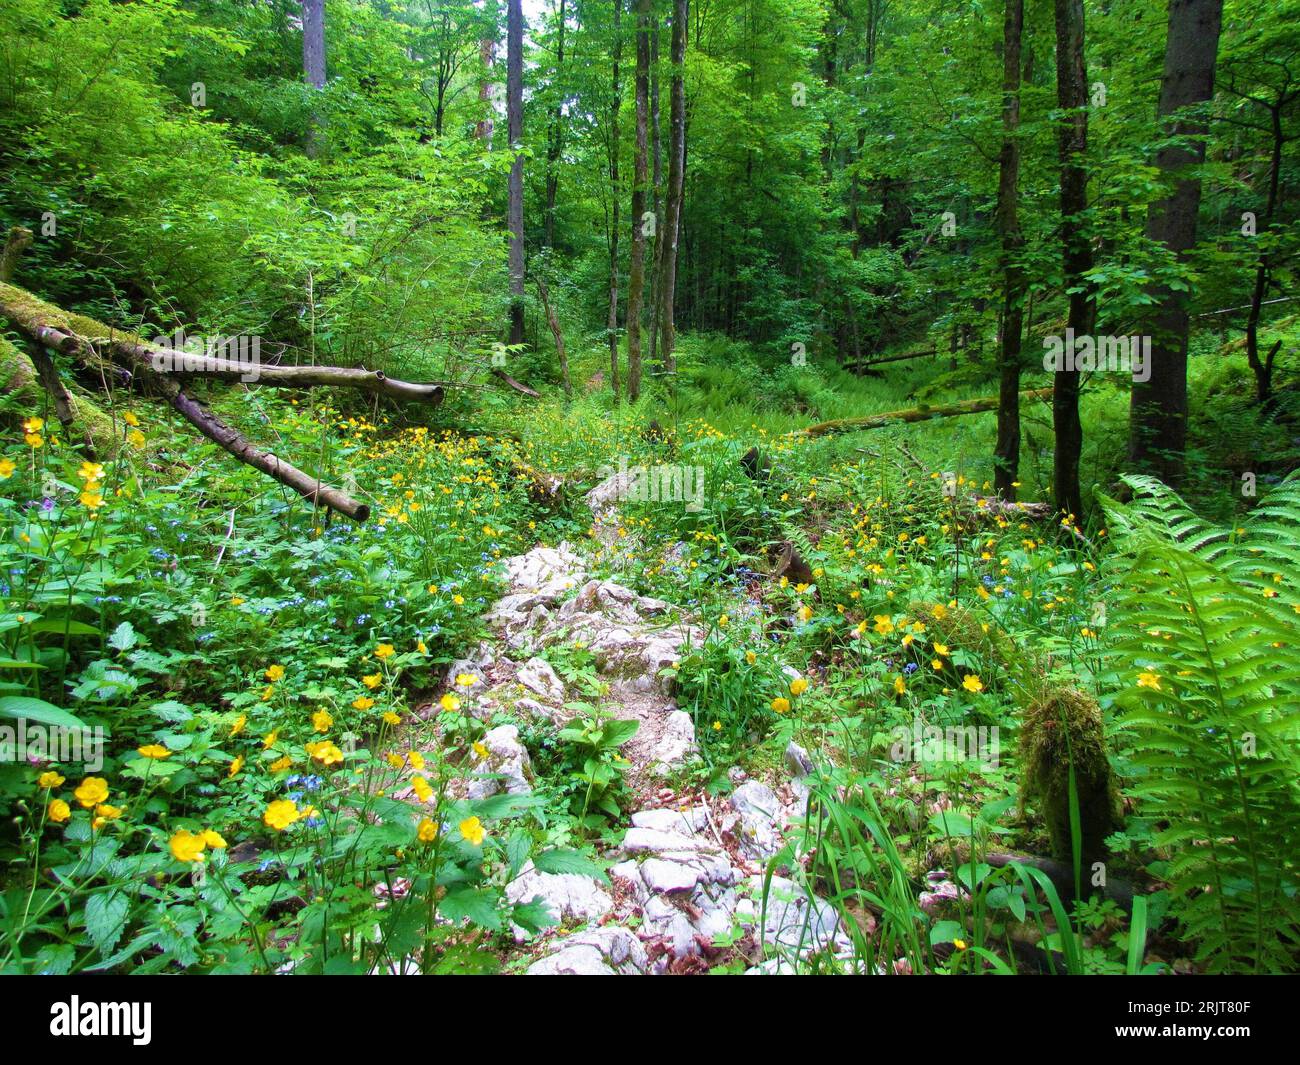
[1099,474,1300,973]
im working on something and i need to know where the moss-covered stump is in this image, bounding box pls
[1019,685,1121,875]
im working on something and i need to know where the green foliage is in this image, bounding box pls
[1101,473,1300,973]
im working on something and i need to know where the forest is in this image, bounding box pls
[0,0,1297,987]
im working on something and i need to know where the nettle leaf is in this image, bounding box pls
[438,887,502,930]
[0,695,89,731]
[509,897,558,935]
[532,847,608,883]
[108,622,139,653]
[84,891,130,957]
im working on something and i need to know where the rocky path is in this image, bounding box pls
[437,475,857,974]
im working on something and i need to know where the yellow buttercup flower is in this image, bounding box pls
[38,771,65,789]
[770,697,791,714]
[382,710,400,726]
[201,829,227,849]
[962,674,984,693]
[312,708,333,732]
[417,818,438,843]
[458,816,486,846]
[408,751,426,771]
[74,777,108,809]
[122,411,140,427]
[352,696,375,711]
[412,775,433,802]
[455,673,478,688]
[262,729,279,750]
[440,693,461,712]
[375,643,396,659]
[789,677,809,696]
[745,651,756,665]
[228,755,245,778]
[894,675,906,696]
[1137,672,1162,691]
[230,714,247,736]
[48,798,71,823]
[169,830,207,863]
[362,673,382,690]
[269,755,293,773]
[264,664,285,682]
[264,799,301,831]
[306,740,344,766]
[137,744,171,759]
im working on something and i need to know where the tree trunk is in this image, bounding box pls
[1052,0,1091,521]
[656,0,688,375]
[648,16,664,369]
[607,0,623,401]
[805,389,1054,437]
[302,0,327,157]
[627,0,651,402]
[994,0,1026,501]
[507,0,526,346]
[537,280,571,398]
[544,0,567,250]
[1128,0,1223,482]
[1244,105,1284,406]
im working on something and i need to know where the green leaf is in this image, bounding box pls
[531,847,609,883]
[0,695,89,730]
[84,891,130,957]
[439,887,502,930]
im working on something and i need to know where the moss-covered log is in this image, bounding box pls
[804,388,1053,437]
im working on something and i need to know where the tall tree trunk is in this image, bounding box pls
[994,0,1026,501]
[607,0,623,402]
[656,0,688,375]
[302,0,327,157]
[647,15,664,369]
[507,0,526,346]
[544,0,567,250]
[1128,0,1223,482]
[1243,101,1286,406]
[476,34,497,142]
[627,0,651,402]
[1052,0,1091,521]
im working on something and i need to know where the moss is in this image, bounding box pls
[908,599,1016,671]
[1019,684,1121,873]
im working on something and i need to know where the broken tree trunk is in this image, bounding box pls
[535,279,571,398]
[0,282,458,520]
[804,388,1052,437]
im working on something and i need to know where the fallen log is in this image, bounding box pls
[490,366,541,398]
[0,282,418,520]
[804,387,1053,437]
[842,346,938,372]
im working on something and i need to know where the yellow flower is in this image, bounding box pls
[770,697,791,714]
[455,673,478,688]
[440,693,461,712]
[933,643,950,656]
[953,938,968,951]
[0,458,14,479]
[962,674,984,693]
[1137,671,1162,691]
[745,650,756,665]
[789,677,809,696]
[385,752,404,769]
[305,740,344,766]
[712,720,722,731]
[74,777,108,809]
[382,710,400,726]
[264,664,285,682]
[230,714,247,737]
[38,771,65,789]
[894,675,906,696]
[201,829,227,849]
[873,615,895,635]
[796,605,812,623]
[472,741,490,760]
[263,799,300,831]
[127,429,146,448]
[717,613,728,627]
[269,755,293,773]
[230,595,245,606]
[417,639,428,655]
[453,594,465,606]
[122,411,140,427]
[412,775,433,803]
[22,416,44,434]
[417,818,438,843]
[362,673,382,689]
[408,751,426,771]
[312,708,334,732]
[94,803,122,821]
[228,755,245,778]
[77,461,105,483]
[352,696,375,711]
[79,490,104,510]
[48,798,71,823]
[25,432,43,449]
[262,729,279,749]
[458,816,486,846]
[932,659,943,670]
[137,744,171,759]
[169,830,207,863]
[375,643,396,659]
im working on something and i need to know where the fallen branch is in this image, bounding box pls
[490,366,541,397]
[842,347,938,371]
[0,282,379,520]
[535,279,571,398]
[804,388,1053,437]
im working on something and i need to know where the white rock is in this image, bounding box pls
[517,656,566,704]
[467,724,533,800]
[630,807,708,835]
[727,780,783,860]
[737,875,852,957]
[506,861,613,938]
[649,710,698,775]
[526,926,646,976]
[621,826,710,855]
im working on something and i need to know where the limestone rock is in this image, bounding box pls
[467,724,532,800]
[526,926,647,976]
